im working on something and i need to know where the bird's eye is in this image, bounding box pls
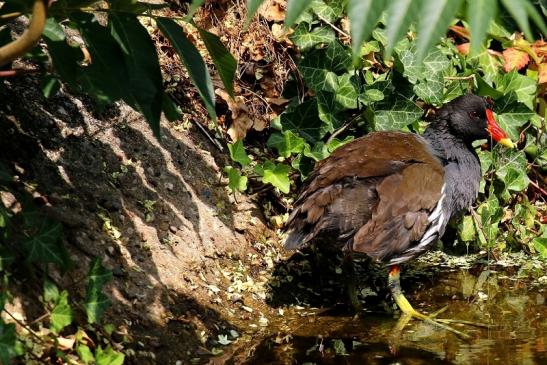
[469,111,480,119]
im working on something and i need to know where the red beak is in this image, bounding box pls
[486,109,514,148]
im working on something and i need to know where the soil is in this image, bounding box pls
[0,73,285,364]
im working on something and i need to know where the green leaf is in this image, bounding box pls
[23,221,70,269]
[500,0,533,40]
[303,142,330,161]
[359,88,385,105]
[459,215,476,241]
[291,24,335,51]
[246,0,266,23]
[224,166,248,192]
[95,346,125,365]
[348,0,386,62]
[415,0,462,62]
[85,258,113,324]
[158,18,217,122]
[332,339,348,356]
[373,98,422,130]
[335,74,359,109]
[77,344,95,365]
[298,41,352,92]
[162,95,182,122]
[258,161,291,193]
[384,0,422,59]
[50,291,73,334]
[110,12,163,137]
[0,320,22,365]
[40,74,61,98]
[228,140,251,166]
[317,91,343,130]
[42,18,66,41]
[467,0,497,56]
[497,166,530,193]
[413,72,444,105]
[310,0,344,23]
[185,0,206,21]
[70,12,132,105]
[280,99,324,143]
[533,238,547,259]
[198,28,237,98]
[43,279,60,304]
[495,71,537,110]
[285,0,314,28]
[267,131,306,158]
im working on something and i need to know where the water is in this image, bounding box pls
[237,253,547,364]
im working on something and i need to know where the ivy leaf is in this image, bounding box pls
[495,71,536,110]
[291,24,335,51]
[257,161,291,193]
[467,0,497,56]
[413,72,444,105]
[335,74,359,109]
[497,166,530,193]
[280,99,324,143]
[317,91,343,131]
[44,279,60,304]
[267,131,306,158]
[310,0,344,23]
[224,167,248,192]
[0,320,22,365]
[458,215,476,242]
[303,142,330,161]
[298,41,352,92]
[373,98,422,131]
[23,221,71,270]
[85,258,113,324]
[50,291,73,334]
[77,344,95,365]
[533,238,547,259]
[228,140,251,166]
[95,346,125,365]
[348,0,386,62]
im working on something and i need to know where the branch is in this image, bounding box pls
[0,0,47,67]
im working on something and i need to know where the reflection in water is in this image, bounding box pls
[242,266,547,364]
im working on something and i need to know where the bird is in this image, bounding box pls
[283,94,514,336]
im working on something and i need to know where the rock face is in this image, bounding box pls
[0,76,274,363]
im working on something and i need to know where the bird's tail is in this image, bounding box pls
[283,229,307,250]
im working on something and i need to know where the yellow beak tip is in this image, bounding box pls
[499,138,515,149]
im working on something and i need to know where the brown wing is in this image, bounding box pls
[284,131,444,262]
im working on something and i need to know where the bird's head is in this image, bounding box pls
[440,94,514,148]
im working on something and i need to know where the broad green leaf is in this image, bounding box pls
[373,98,422,130]
[467,0,497,56]
[258,161,291,193]
[23,221,70,269]
[303,142,330,161]
[291,24,335,51]
[385,0,422,59]
[198,28,237,98]
[77,344,95,365]
[158,18,217,122]
[42,18,66,41]
[50,291,73,333]
[316,91,343,131]
[500,0,533,40]
[44,279,60,304]
[85,258,113,324]
[110,13,163,137]
[0,320,22,365]
[162,95,182,122]
[533,237,547,258]
[41,74,61,98]
[267,131,306,158]
[95,346,125,365]
[228,140,251,166]
[224,166,248,192]
[285,0,314,28]
[475,74,503,99]
[280,99,324,143]
[246,0,266,23]
[415,0,462,62]
[359,88,384,105]
[459,215,476,241]
[71,12,133,105]
[348,0,386,62]
[468,48,501,84]
[298,41,352,92]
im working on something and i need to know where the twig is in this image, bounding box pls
[2,308,44,343]
[326,114,361,145]
[317,14,350,38]
[0,68,41,78]
[529,179,547,196]
[191,119,224,151]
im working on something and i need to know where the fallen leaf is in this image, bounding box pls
[503,47,530,72]
[258,0,286,22]
[57,336,76,351]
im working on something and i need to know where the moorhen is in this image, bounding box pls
[284,94,513,336]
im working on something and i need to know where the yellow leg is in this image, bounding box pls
[388,265,472,339]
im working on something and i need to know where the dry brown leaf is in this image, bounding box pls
[503,47,530,72]
[258,0,286,22]
[538,63,547,84]
[57,336,76,351]
[217,89,254,141]
[271,23,293,44]
[265,97,289,106]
